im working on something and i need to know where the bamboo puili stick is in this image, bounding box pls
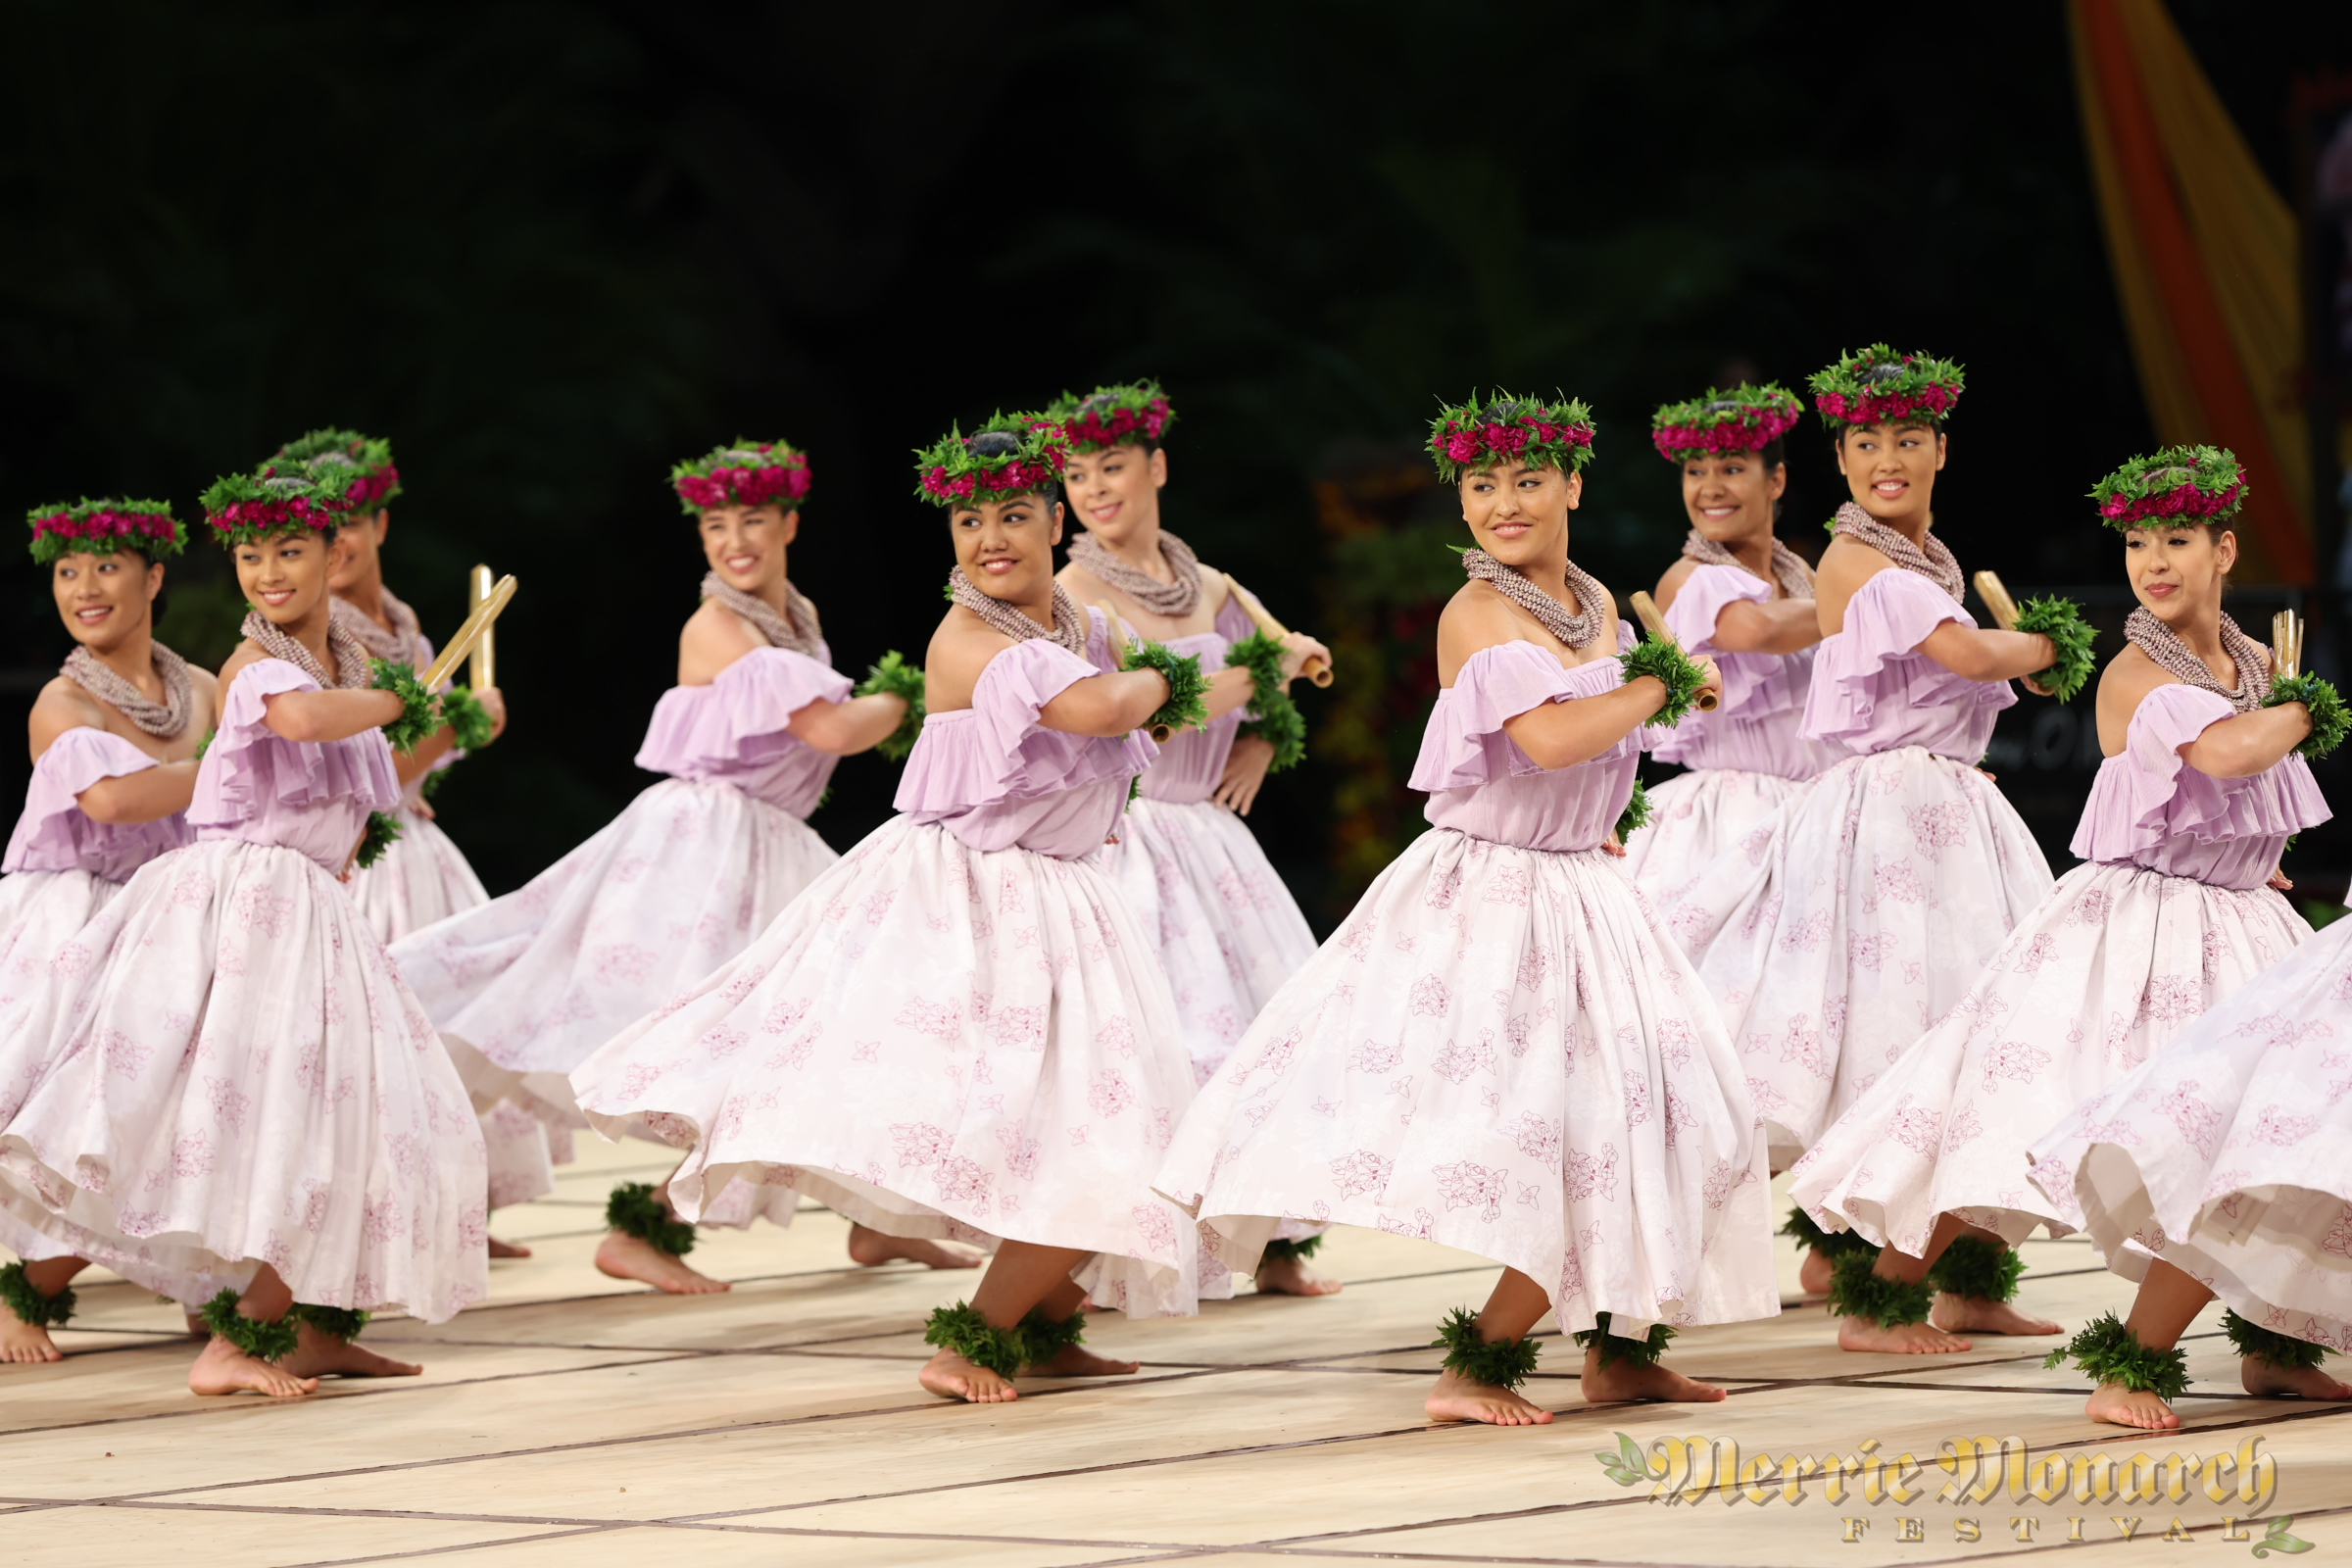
[468,564,497,690]
[419,574,516,691]
[1625,590,1719,711]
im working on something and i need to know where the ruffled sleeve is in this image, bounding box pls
[1667,564,1780,714]
[190,660,402,828]
[2,728,168,874]
[2070,683,2332,861]
[895,623,1157,813]
[1408,641,1628,792]
[634,645,854,778]
[1804,568,1979,743]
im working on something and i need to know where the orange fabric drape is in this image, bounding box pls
[2070,0,2314,582]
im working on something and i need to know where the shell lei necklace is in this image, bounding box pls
[1681,529,1814,601]
[1065,528,1202,618]
[61,643,196,738]
[242,609,374,690]
[701,570,823,657]
[2124,607,2271,712]
[947,566,1090,656]
[1460,548,1608,650]
[1830,501,1964,602]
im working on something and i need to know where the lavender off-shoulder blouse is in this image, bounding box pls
[1138,595,1255,806]
[3,727,193,883]
[1407,628,1642,855]
[1801,567,2016,762]
[896,610,1159,859]
[633,645,853,818]
[188,661,403,874]
[2070,683,2330,891]
[1651,564,1845,781]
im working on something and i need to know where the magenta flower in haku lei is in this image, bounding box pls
[1046,380,1177,454]
[670,439,814,514]
[26,498,187,564]
[271,429,403,514]
[1808,345,1964,430]
[1651,383,1804,463]
[1427,390,1595,482]
[911,415,1067,507]
[199,459,368,548]
[2089,445,2246,529]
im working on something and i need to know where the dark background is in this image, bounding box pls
[4,0,2347,927]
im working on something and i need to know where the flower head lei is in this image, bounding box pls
[27,498,186,564]
[1650,382,1804,463]
[1808,345,1964,429]
[1046,380,1176,454]
[1427,390,1596,483]
[270,428,402,513]
[2089,445,2246,529]
[199,456,367,547]
[912,414,1067,507]
[671,439,813,514]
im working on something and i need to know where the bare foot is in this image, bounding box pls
[2243,1359,2352,1401]
[595,1231,730,1294]
[487,1235,532,1259]
[279,1321,422,1379]
[1254,1253,1345,1297]
[1798,1248,1835,1297]
[2084,1379,2180,1430]
[1582,1357,1728,1404]
[1838,1317,1974,1353]
[1425,1367,1554,1425]
[846,1225,985,1271]
[0,1312,62,1364]
[1933,1296,2061,1336]
[919,1348,1017,1402]
[1025,1342,1140,1378]
[188,1335,318,1398]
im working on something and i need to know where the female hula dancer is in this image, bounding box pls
[1053,380,1339,1298]
[0,499,218,1363]
[1651,347,2074,1293]
[388,441,934,1293]
[1161,392,1776,1427]
[573,414,1211,1403]
[271,429,541,1255]
[1623,383,1842,904]
[0,456,488,1397]
[2024,460,2351,1431]
[1791,448,2311,1353]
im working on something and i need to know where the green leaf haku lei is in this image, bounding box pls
[1612,779,1650,844]
[199,1288,301,1362]
[2043,1311,2190,1400]
[1432,1305,1542,1391]
[1223,630,1307,772]
[0,1260,74,1328]
[1619,636,1710,727]
[1925,1236,2024,1302]
[369,659,439,754]
[912,414,1065,508]
[1573,1310,1677,1369]
[606,1182,697,1256]
[437,686,495,752]
[2009,596,2097,703]
[1827,1251,1934,1328]
[355,810,403,870]
[855,651,926,760]
[1123,641,1210,734]
[1780,1203,1878,1261]
[2223,1309,2328,1371]
[2267,672,2347,760]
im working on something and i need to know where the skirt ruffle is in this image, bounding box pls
[0,842,488,1320]
[1158,827,1778,1336]
[1100,796,1318,1085]
[1655,746,2054,1162]
[1623,768,1807,916]
[2030,918,2352,1349]
[571,814,1202,1317]
[1790,863,2308,1254]
[387,777,837,1125]
[348,803,489,946]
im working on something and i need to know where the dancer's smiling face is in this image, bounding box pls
[1836,423,1944,526]
[327,508,390,594]
[2123,522,2234,626]
[699,504,798,595]
[52,549,163,654]
[236,527,334,626]
[952,491,1064,604]
[1459,460,1580,568]
[1681,450,1785,546]
[1061,442,1165,548]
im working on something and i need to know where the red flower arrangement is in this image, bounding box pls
[1427,391,1595,482]
[671,440,813,514]
[26,499,186,564]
